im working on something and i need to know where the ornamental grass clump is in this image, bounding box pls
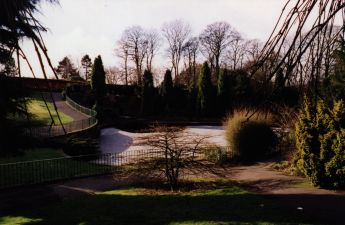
[224,109,277,161]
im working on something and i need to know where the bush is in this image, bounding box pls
[203,144,228,164]
[63,138,99,156]
[224,109,277,161]
[295,97,345,189]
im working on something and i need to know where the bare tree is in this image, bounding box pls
[224,36,246,70]
[137,126,209,191]
[105,66,122,85]
[182,37,199,88]
[115,38,131,86]
[245,39,262,64]
[199,21,239,82]
[162,20,191,80]
[145,29,161,72]
[120,26,148,86]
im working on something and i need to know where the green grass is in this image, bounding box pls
[11,93,73,126]
[0,148,116,188]
[0,183,316,225]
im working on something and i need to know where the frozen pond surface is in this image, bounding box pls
[100,126,227,154]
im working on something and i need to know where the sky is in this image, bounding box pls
[20,0,288,77]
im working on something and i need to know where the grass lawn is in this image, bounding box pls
[0,148,116,189]
[0,182,315,225]
[27,98,73,125]
[11,93,73,126]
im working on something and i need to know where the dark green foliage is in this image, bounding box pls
[217,69,252,115]
[141,70,155,116]
[197,62,213,115]
[0,76,28,154]
[229,70,251,105]
[233,122,276,161]
[160,70,173,111]
[91,56,106,117]
[0,0,57,64]
[218,68,233,113]
[295,97,345,188]
[55,56,79,80]
[91,55,106,98]
[322,38,345,103]
[0,57,17,77]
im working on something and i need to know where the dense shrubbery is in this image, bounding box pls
[225,110,277,161]
[295,97,345,189]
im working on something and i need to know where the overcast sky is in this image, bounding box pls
[21,0,287,77]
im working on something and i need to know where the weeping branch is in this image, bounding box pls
[247,0,345,119]
[32,38,66,134]
[18,47,57,129]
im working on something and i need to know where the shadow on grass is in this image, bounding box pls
[1,186,338,225]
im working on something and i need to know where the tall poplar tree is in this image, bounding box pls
[91,55,106,118]
[197,62,213,115]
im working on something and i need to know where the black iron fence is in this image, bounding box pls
[0,150,157,189]
[2,128,295,189]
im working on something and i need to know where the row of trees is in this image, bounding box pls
[138,61,290,118]
[114,20,262,88]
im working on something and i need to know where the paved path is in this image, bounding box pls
[224,162,345,225]
[52,93,89,121]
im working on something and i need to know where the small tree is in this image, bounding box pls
[81,54,93,81]
[91,55,106,118]
[137,126,209,191]
[295,97,345,188]
[197,62,213,115]
[55,56,79,80]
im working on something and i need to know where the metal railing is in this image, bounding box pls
[26,117,98,138]
[66,95,97,117]
[24,94,98,138]
[0,150,157,189]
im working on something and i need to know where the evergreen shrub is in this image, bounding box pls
[295,97,345,188]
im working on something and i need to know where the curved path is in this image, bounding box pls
[52,93,89,121]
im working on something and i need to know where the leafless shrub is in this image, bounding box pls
[135,125,210,191]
